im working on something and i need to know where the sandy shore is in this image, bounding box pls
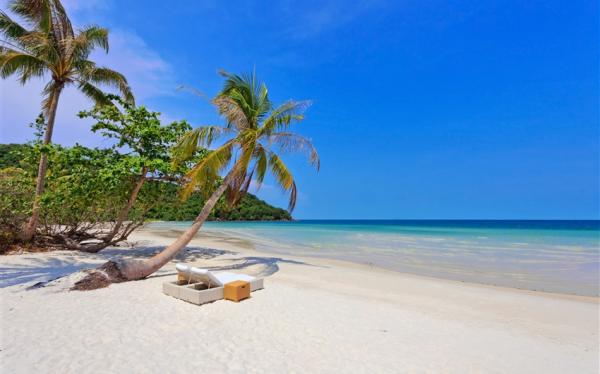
[1,228,598,373]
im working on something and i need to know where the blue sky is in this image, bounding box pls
[1,0,598,219]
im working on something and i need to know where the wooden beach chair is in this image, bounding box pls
[163,263,264,305]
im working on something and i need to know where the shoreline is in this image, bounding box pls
[4,225,598,303]
[139,225,600,300]
[1,227,598,373]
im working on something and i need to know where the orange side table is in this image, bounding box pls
[224,280,250,302]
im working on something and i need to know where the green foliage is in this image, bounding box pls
[213,193,291,221]
[146,183,291,221]
[0,143,292,232]
[0,167,33,248]
[0,143,31,169]
[38,145,137,228]
[29,113,46,140]
[1,144,134,231]
[78,95,196,176]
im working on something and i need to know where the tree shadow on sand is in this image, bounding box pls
[100,245,236,262]
[0,256,93,288]
[150,256,324,279]
[204,256,321,277]
[0,246,236,289]
[1,244,325,289]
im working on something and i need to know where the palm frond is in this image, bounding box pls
[225,89,255,125]
[171,125,229,165]
[252,144,268,190]
[76,80,110,107]
[181,141,234,200]
[219,70,250,97]
[212,95,249,130]
[9,0,53,32]
[70,25,108,59]
[48,0,73,42]
[13,30,59,63]
[268,151,297,211]
[0,49,46,83]
[0,10,28,40]
[80,65,134,104]
[260,100,310,136]
[255,81,270,120]
[268,132,320,170]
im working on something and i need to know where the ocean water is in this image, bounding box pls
[146,220,600,296]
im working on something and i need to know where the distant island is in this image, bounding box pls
[147,186,291,222]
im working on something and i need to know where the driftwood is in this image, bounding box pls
[34,219,143,253]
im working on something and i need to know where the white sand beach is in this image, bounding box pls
[1,228,598,373]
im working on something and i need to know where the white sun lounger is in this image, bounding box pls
[163,263,264,305]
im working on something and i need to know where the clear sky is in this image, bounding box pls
[1,0,598,219]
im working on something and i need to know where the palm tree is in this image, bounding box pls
[73,71,319,289]
[0,0,134,241]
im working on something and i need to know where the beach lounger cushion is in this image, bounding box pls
[190,267,223,287]
[176,263,256,287]
[213,272,255,285]
[175,263,190,273]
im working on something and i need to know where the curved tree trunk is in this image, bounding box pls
[71,167,148,254]
[106,166,148,241]
[21,84,64,242]
[73,171,235,290]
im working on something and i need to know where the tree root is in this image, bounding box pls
[71,261,128,291]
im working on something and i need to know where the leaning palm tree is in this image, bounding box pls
[0,0,134,241]
[73,71,319,290]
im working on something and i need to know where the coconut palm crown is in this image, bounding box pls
[0,0,133,108]
[174,70,319,212]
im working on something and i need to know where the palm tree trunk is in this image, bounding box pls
[21,84,64,241]
[73,170,236,290]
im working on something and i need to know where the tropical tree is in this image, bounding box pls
[0,0,133,241]
[74,71,319,290]
[77,95,192,251]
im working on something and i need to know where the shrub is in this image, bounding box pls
[0,168,34,251]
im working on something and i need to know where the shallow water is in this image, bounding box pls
[146,220,600,296]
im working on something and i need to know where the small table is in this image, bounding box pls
[224,280,251,302]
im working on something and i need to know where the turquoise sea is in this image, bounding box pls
[146,220,600,296]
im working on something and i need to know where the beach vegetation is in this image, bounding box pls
[0,0,133,240]
[0,133,290,253]
[0,167,33,250]
[0,99,195,252]
[0,143,170,252]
